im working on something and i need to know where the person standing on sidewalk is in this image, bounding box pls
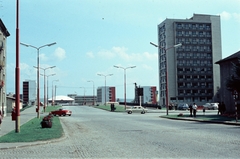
[189,103,193,117]
[192,103,198,117]
[0,110,2,130]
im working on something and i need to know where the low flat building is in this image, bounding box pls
[6,96,23,116]
[48,95,74,105]
[74,95,97,105]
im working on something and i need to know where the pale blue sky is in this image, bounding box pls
[1,0,240,99]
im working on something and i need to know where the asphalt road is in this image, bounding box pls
[1,106,240,159]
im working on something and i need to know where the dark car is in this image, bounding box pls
[177,103,189,110]
[50,108,72,116]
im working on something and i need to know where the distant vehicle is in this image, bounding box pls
[126,106,148,114]
[177,103,189,110]
[203,103,218,110]
[50,108,72,116]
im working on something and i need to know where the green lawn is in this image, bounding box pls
[0,106,63,143]
[162,114,239,122]
[95,104,126,112]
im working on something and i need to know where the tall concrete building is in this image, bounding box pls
[97,86,116,104]
[23,80,37,105]
[0,19,10,116]
[157,14,221,106]
[134,86,157,105]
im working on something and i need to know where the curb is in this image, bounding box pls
[0,118,67,150]
[0,131,67,150]
[160,116,240,126]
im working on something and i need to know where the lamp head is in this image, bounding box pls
[48,42,57,47]
[174,43,182,48]
[150,42,158,47]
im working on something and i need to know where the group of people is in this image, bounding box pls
[189,102,226,117]
[189,103,198,117]
[110,103,116,112]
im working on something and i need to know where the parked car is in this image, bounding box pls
[50,108,72,116]
[126,106,148,114]
[203,103,219,110]
[177,103,189,110]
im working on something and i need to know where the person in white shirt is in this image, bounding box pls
[192,103,198,117]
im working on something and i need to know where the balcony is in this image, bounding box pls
[0,61,5,70]
[0,80,4,88]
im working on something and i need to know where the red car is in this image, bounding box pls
[50,108,72,116]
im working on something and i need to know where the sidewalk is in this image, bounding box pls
[0,106,44,149]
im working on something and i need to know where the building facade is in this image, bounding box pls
[0,19,10,117]
[216,51,240,113]
[134,86,157,105]
[6,95,23,115]
[157,14,221,106]
[23,80,37,105]
[74,95,97,105]
[97,86,116,104]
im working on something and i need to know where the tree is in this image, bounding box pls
[226,60,240,93]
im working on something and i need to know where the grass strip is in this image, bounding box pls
[162,114,239,122]
[95,105,125,112]
[0,106,63,143]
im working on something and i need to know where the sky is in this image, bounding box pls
[1,0,240,100]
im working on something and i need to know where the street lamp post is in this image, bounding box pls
[20,42,56,118]
[15,0,20,133]
[40,72,56,110]
[98,74,113,105]
[37,66,56,112]
[46,74,56,107]
[150,42,182,115]
[52,80,59,106]
[87,80,95,105]
[114,65,136,110]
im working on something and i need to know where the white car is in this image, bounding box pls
[126,106,148,114]
[203,103,219,110]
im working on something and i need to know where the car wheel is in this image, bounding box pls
[53,114,56,116]
[128,111,132,114]
[63,114,66,116]
[69,114,71,116]
[141,111,145,114]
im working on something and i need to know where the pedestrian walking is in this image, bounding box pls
[221,102,226,115]
[189,103,193,117]
[0,110,2,130]
[192,103,198,117]
[218,102,222,115]
[110,103,115,112]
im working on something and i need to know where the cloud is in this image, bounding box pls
[86,52,95,58]
[220,11,232,20]
[20,63,35,78]
[54,47,66,61]
[97,49,116,59]
[232,13,240,23]
[220,11,240,23]
[142,64,153,71]
[97,46,157,62]
[39,53,49,61]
